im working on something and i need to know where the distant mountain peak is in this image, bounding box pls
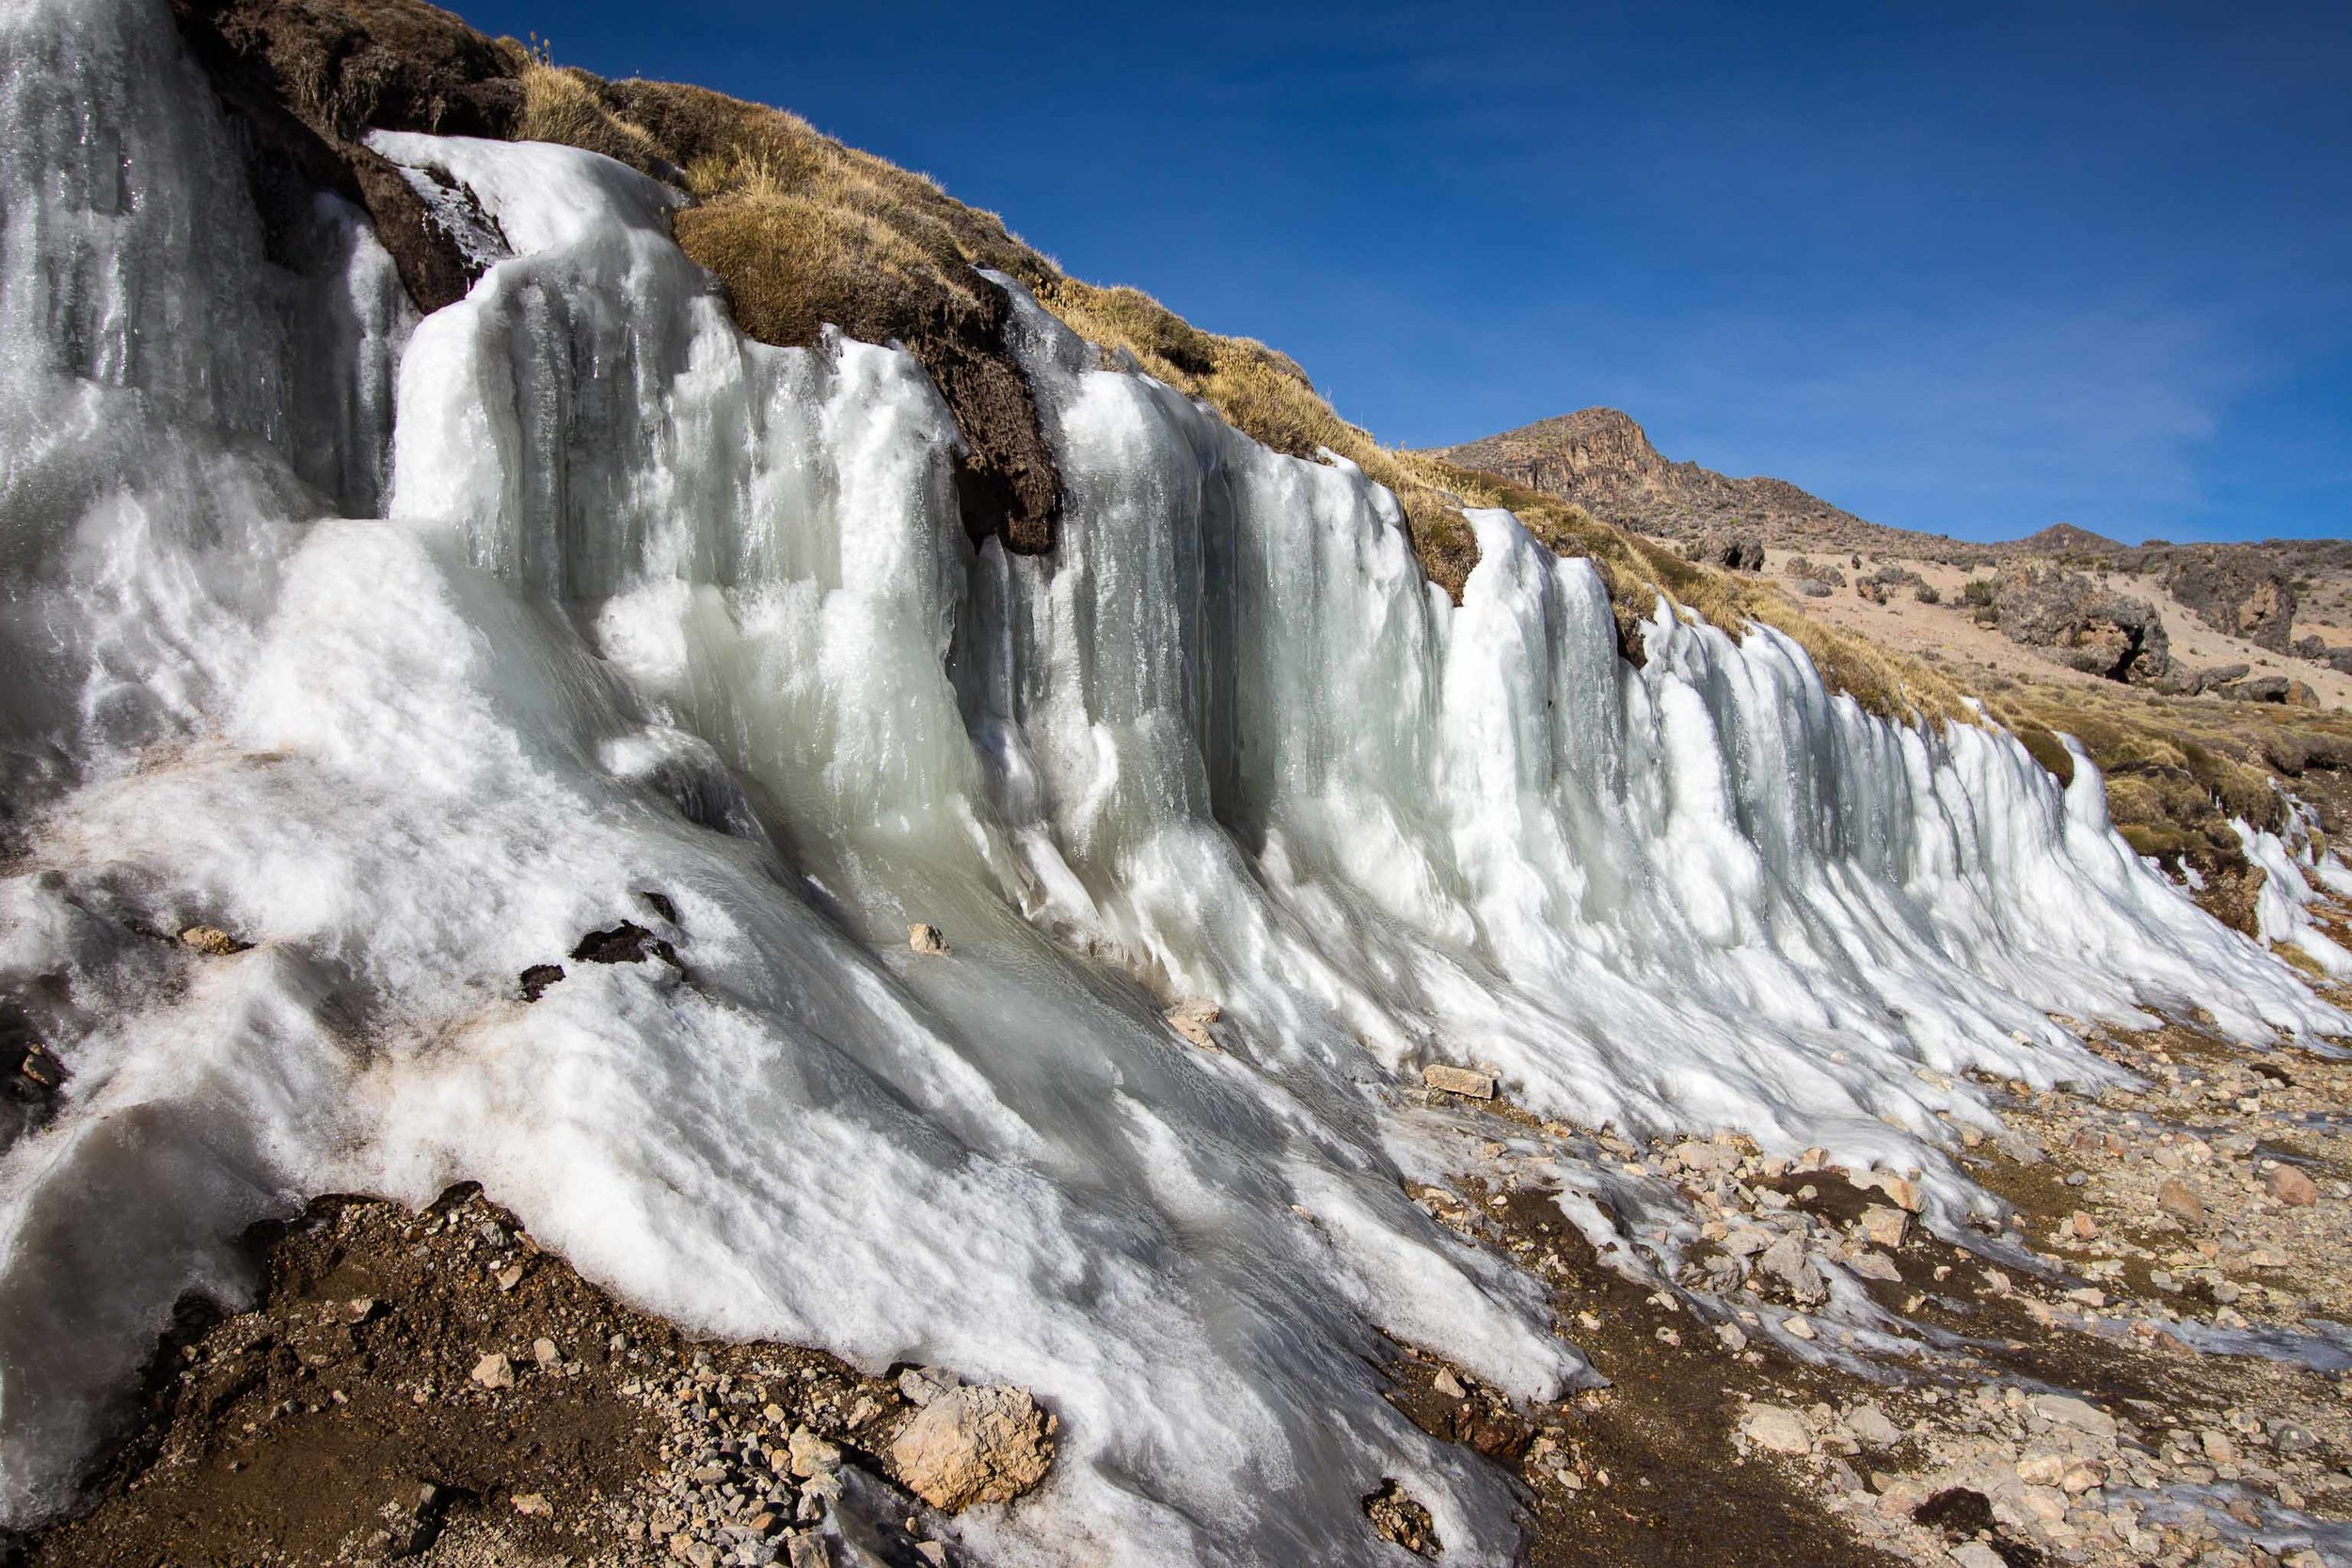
[1432,408,1877,547]
[2014,523,2125,555]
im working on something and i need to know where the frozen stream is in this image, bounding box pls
[0,1,2341,1560]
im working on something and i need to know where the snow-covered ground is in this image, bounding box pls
[0,1,2343,1561]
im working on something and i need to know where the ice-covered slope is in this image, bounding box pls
[0,1,2343,1560]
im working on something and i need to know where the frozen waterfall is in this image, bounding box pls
[0,0,2341,1561]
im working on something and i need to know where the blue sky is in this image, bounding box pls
[460,1,2349,543]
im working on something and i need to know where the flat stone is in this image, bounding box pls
[2016,1453,2065,1485]
[2157,1178,2204,1225]
[1740,1403,1812,1454]
[1853,1170,1922,1212]
[1422,1064,1497,1100]
[2029,1394,2116,1444]
[469,1352,516,1390]
[2268,1164,2320,1206]
[1671,1139,1740,1177]
[898,1365,960,1408]
[1858,1205,1909,1249]
[1845,1403,1902,1449]
[1759,1234,1827,1303]
[787,1427,840,1479]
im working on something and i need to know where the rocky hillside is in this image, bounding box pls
[1430,408,1961,558]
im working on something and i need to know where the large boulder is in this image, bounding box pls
[2166,553,2296,651]
[2212,673,2320,707]
[1689,528,1764,572]
[887,1384,1056,1512]
[1989,565,2171,684]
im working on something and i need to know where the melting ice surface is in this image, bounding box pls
[0,0,2345,1559]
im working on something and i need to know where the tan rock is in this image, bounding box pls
[887,1384,1055,1512]
[2157,1178,2204,1226]
[1740,1403,1812,1454]
[1165,999,1221,1051]
[2028,1393,2116,1443]
[787,1426,841,1478]
[1853,1169,1921,1212]
[1670,1139,1741,1178]
[908,924,949,955]
[2016,1453,2065,1486]
[1422,1063,1497,1100]
[1843,1402,1901,1449]
[178,924,248,956]
[2268,1164,2320,1206]
[1858,1205,1908,1249]
[469,1351,515,1390]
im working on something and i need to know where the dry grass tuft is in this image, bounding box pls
[1975,678,2352,858]
[516,61,660,169]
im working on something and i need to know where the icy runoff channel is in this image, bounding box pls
[0,3,2344,1560]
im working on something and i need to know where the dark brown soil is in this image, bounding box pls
[1400,1179,1903,1568]
[13,1185,913,1568]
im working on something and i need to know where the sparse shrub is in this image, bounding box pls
[1961,578,1995,607]
[1914,582,1941,605]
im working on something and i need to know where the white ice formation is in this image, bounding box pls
[0,1,2341,1560]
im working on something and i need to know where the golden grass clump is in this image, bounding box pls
[516,61,660,169]
[1979,678,2352,856]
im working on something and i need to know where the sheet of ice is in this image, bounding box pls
[0,2,2344,1560]
[2237,807,2352,978]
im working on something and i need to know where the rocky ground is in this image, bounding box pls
[7,1187,1051,1568]
[1386,993,2352,1568]
[12,983,2352,1568]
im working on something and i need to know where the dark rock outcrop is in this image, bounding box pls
[2211,673,2320,707]
[2163,552,2296,651]
[1690,528,1764,572]
[169,0,523,314]
[1989,565,2171,684]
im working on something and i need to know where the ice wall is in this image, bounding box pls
[0,1,2342,1560]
